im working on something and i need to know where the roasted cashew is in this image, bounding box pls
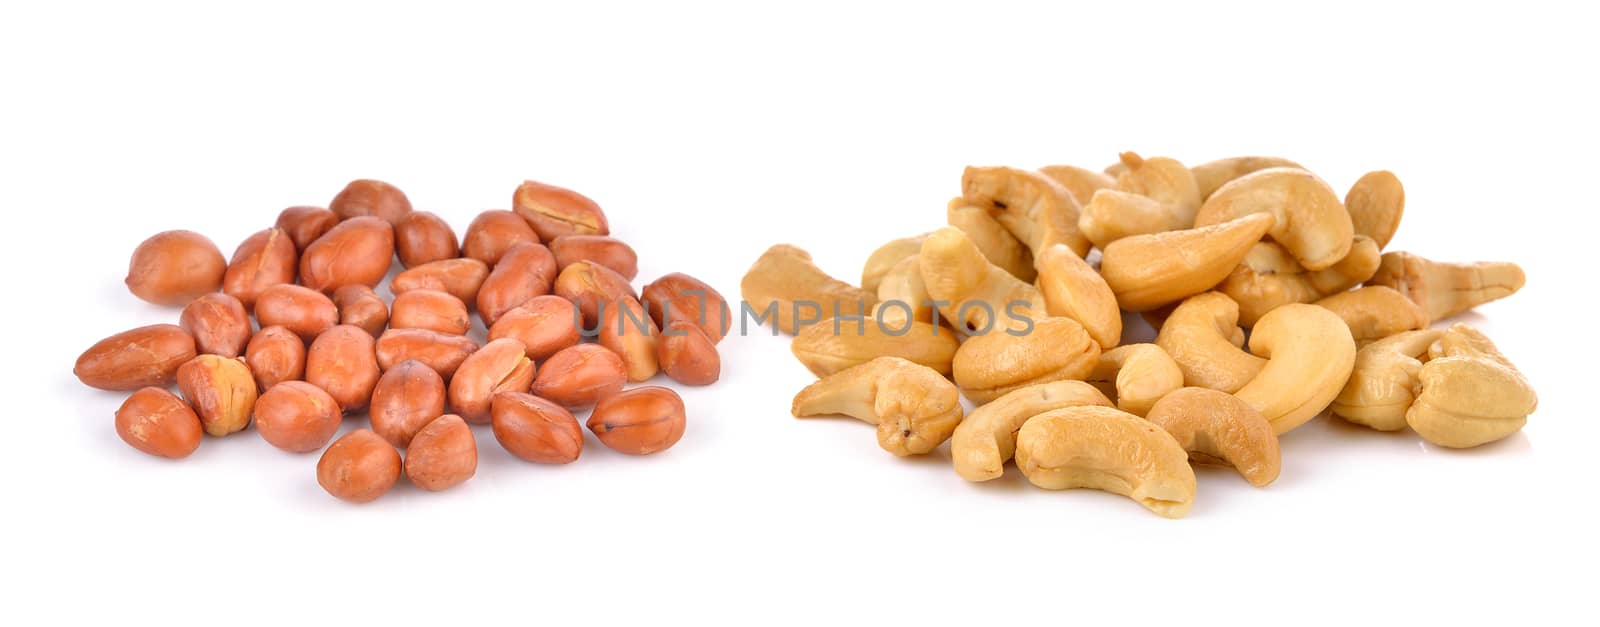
[742,244,877,335]
[1190,156,1305,200]
[1038,165,1115,206]
[1344,170,1405,249]
[1154,292,1263,392]
[1366,251,1525,321]
[1407,324,1537,448]
[1077,189,1183,250]
[860,234,929,294]
[1233,304,1357,434]
[1100,212,1275,312]
[1195,167,1353,270]
[947,198,1036,282]
[961,166,1092,258]
[919,227,1045,333]
[1221,236,1382,325]
[791,357,964,456]
[791,316,959,377]
[1316,286,1428,344]
[876,255,934,324]
[1145,387,1281,487]
[1014,405,1197,519]
[1035,243,1121,349]
[950,380,1112,482]
[1111,152,1202,228]
[952,317,1100,404]
[1330,329,1443,431]
[1086,343,1183,416]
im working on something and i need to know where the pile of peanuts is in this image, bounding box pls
[74,179,730,502]
[742,154,1536,518]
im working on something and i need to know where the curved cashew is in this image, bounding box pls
[860,233,929,294]
[1316,286,1428,344]
[1100,212,1275,312]
[1344,170,1405,249]
[1077,189,1183,250]
[1306,235,1381,294]
[1195,167,1353,270]
[919,227,1044,333]
[961,166,1091,258]
[1191,156,1305,200]
[1086,343,1183,416]
[1366,251,1525,321]
[876,255,934,324]
[1154,292,1263,392]
[1035,243,1121,349]
[952,317,1100,404]
[791,316,960,377]
[742,244,876,335]
[1221,236,1382,326]
[1145,387,1280,487]
[947,198,1035,282]
[1407,324,1537,448]
[1111,152,1202,228]
[1014,405,1197,519]
[791,357,964,456]
[950,380,1112,482]
[1233,304,1357,434]
[1330,329,1443,431]
[1038,165,1115,206]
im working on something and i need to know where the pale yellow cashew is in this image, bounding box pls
[1015,405,1197,519]
[952,317,1100,404]
[1077,189,1184,250]
[1330,328,1444,431]
[961,166,1092,258]
[1191,156,1305,200]
[919,227,1044,334]
[947,198,1035,283]
[950,380,1112,482]
[1220,236,1382,326]
[1035,243,1121,349]
[860,233,929,294]
[1145,387,1281,487]
[1233,304,1357,434]
[875,255,934,324]
[1154,292,1263,393]
[791,357,965,456]
[1037,164,1115,206]
[1366,251,1525,321]
[1316,285,1428,345]
[1111,152,1202,228]
[741,244,876,335]
[1407,324,1538,448]
[791,316,959,377]
[1086,344,1183,417]
[1100,212,1275,312]
[1344,170,1405,250]
[1195,167,1353,271]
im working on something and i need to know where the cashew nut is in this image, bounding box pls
[950,380,1112,482]
[1111,152,1202,228]
[791,357,964,456]
[1086,343,1183,416]
[791,316,960,377]
[1233,304,1357,434]
[1077,189,1183,250]
[1014,405,1197,519]
[1191,156,1305,200]
[860,234,929,294]
[1316,285,1428,345]
[952,317,1100,404]
[1220,236,1382,326]
[1145,387,1281,487]
[1154,292,1263,393]
[1344,170,1405,249]
[1407,324,1537,448]
[876,255,934,324]
[1035,243,1121,349]
[1038,164,1115,206]
[919,227,1044,333]
[947,198,1036,282]
[1330,329,1444,431]
[1366,251,1525,321]
[961,166,1092,258]
[1100,212,1275,312]
[1195,167,1353,270]
[741,244,877,335]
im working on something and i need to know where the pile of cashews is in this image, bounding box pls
[741,153,1535,518]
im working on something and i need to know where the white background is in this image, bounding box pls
[2,1,1594,624]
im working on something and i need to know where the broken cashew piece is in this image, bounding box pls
[1112,152,1202,228]
[1191,156,1305,200]
[1195,167,1353,271]
[1086,343,1183,416]
[961,166,1092,258]
[1316,285,1428,345]
[1366,251,1525,321]
[952,317,1100,404]
[1145,387,1281,487]
[791,316,959,377]
[791,357,964,456]
[876,255,934,324]
[1233,304,1357,434]
[860,234,929,294]
[1014,405,1197,519]
[947,198,1036,282]
[1100,212,1275,312]
[1407,324,1537,448]
[1344,170,1405,250]
[1035,243,1121,349]
[1330,328,1444,431]
[1077,189,1184,250]
[742,244,876,335]
[1038,165,1115,206]
[1155,292,1263,393]
[919,227,1044,333]
[950,380,1112,482]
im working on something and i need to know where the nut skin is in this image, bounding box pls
[254,284,338,342]
[375,329,479,381]
[641,272,732,345]
[332,284,389,337]
[587,386,685,455]
[553,260,637,329]
[448,338,536,424]
[391,258,490,305]
[657,320,721,386]
[180,292,252,357]
[115,387,203,459]
[513,180,610,241]
[404,414,477,491]
[300,216,396,293]
[125,230,227,306]
[391,289,471,335]
[221,227,298,309]
[176,354,258,437]
[330,179,413,225]
[599,296,659,382]
[475,242,558,326]
[244,325,306,391]
[490,392,583,464]
[549,235,637,280]
[461,209,541,267]
[316,429,402,503]
[306,325,381,412]
[369,359,447,448]
[531,344,626,409]
[487,295,582,361]
[74,324,197,391]
[394,210,461,268]
[253,380,342,453]
[275,206,339,252]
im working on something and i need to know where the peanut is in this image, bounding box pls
[491,392,583,464]
[390,289,471,336]
[317,429,402,503]
[253,380,342,453]
[299,216,396,293]
[448,338,536,424]
[404,414,477,491]
[125,230,226,306]
[329,179,413,225]
[462,209,540,266]
[332,284,390,337]
[222,227,297,309]
[254,284,338,342]
[369,359,447,448]
[394,210,460,268]
[176,354,258,437]
[75,324,197,391]
[587,386,686,455]
[115,387,203,459]
[531,344,626,409]
[306,325,381,411]
[274,206,338,252]
[244,325,306,391]
[180,292,252,358]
